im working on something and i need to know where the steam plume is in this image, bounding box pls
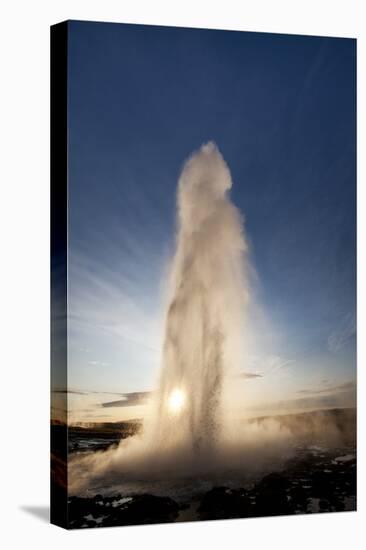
[147,142,248,455]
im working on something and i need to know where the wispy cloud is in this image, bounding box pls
[248,355,295,378]
[88,360,109,367]
[101,391,151,408]
[52,389,87,395]
[264,380,356,413]
[328,313,356,353]
[297,381,356,396]
[237,372,263,379]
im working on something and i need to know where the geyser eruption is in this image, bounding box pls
[68,143,292,494]
[150,142,248,456]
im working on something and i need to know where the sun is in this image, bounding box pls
[168,388,186,414]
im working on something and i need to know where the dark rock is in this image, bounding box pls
[311,470,336,498]
[109,494,179,526]
[319,498,330,512]
[254,473,292,516]
[68,494,179,528]
[288,485,309,513]
[198,486,252,520]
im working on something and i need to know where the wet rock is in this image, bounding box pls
[68,494,179,528]
[288,484,309,513]
[319,498,330,512]
[198,486,251,520]
[108,494,179,526]
[254,473,292,516]
[311,469,340,499]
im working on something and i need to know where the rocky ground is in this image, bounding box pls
[66,445,356,528]
[67,421,142,453]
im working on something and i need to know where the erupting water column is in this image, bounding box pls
[152,142,248,458]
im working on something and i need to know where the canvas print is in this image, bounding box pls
[51,20,356,529]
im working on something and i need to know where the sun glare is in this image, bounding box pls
[168,388,186,414]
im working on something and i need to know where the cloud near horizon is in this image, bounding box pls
[237,372,263,379]
[296,381,356,396]
[101,392,151,408]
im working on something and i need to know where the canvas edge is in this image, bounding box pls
[50,20,69,530]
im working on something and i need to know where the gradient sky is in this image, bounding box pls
[63,21,356,423]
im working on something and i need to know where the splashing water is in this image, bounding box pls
[146,142,248,456]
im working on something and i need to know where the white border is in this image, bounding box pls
[0,1,363,548]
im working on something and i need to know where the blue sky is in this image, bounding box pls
[64,21,356,422]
